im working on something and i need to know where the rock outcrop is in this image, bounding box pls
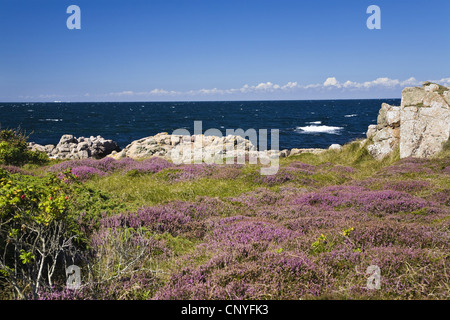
[28,132,335,162]
[108,132,296,163]
[108,132,332,162]
[367,82,450,160]
[328,144,343,151]
[28,135,120,160]
[289,148,325,156]
[400,84,450,158]
[366,103,400,160]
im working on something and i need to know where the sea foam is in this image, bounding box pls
[296,125,343,134]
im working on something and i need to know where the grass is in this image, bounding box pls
[86,172,261,209]
[3,137,449,300]
[436,84,449,95]
[281,139,400,179]
[70,139,412,216]
[85,139,398,209]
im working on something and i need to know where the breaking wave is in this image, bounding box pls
[296,125,343,134]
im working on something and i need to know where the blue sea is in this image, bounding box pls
[0,99,400,150]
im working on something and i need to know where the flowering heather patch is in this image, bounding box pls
[356,247,450,299]
[159,163,244,182]
[381,157,435,175]
[444,166,450,174]
[122,157,174,175]
[356,190,433,215]
[283,209,366,236]
[426,189,450,206]
[346,177,386,190]
[154,250,329,300]
[70,166,106,181]
[85,156,135,173]
[206,218,298,250]
[35,182,450,300]
[170,196,235,219]
[291,185,365,208]
[48,157,135,174]
[99,197,233,239]
[347,222,449,250]
[383,180,431,194]
[237,161,320,187]
[9,143,450,300]
[249,166,316,187]
[284,161,317,174]
[47,156,175,178]
[101,206,192,235]
[291,185,437,216]
[349,178,433,194]
[229,188,283,207]
[155,235,450,300]
[154,219,318,300]
[258,168,298,186]
[0,165,33,175]
[209,166,242,180]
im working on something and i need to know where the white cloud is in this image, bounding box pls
[109,90,134,96]
[106,77,429,98]
[342,80,359,88]
[38,94,60,98]
[430,77,450,86]
[39,76,447,101]
[400,77,421,86]
[364,77,400,88]
[322,77,432,91]
[148,88,170,95]
[323,77,340,87]
[255,82,274,90]
[302,83,321,89]
[282,81,299,89]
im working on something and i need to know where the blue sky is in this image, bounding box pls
[0,0,449,102]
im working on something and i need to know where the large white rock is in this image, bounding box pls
[366,125,377,139]
[400,102,450,158]
[329,144,342,151]
[28,135,120,160]
[109,132,266,162]
[366,82,450,160]
[367,103,401,160]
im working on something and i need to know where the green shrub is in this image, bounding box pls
[0,169,89,299]
[0,129,48,166]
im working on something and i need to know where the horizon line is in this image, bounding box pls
[0,97,402,104]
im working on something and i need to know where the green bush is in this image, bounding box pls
[0,169,89,299]
[0,129,48,166]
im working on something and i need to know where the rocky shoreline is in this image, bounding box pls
[28,82,449,162]
[28,132,331,161]
[28,135,120,160]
